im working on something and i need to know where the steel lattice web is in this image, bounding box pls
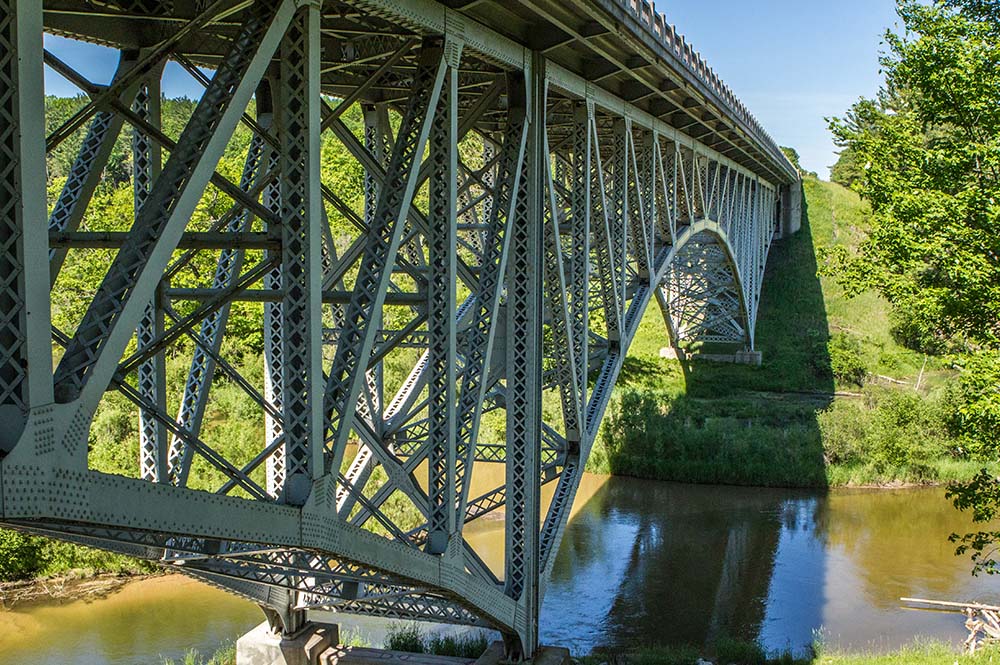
[0,0,798,658]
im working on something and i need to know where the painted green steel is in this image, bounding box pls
[0,0,798,659]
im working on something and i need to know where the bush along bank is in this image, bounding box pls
[587,176,996,489]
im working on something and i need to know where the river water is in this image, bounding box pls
[2,476,997,664]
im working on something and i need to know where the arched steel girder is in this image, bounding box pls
[0,0,796,660]
[655,219,757,352]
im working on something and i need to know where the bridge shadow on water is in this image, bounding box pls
[548,188,838,658]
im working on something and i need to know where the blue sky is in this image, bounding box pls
[45,0,900,179]
[665,0,901,178]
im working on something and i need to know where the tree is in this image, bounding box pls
[829,147,863,190]
[780,146,816,178]
[828,1,1000,352]
[828,0,1000,573]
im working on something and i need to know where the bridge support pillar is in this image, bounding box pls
[734,350,763,366]
[780,179,802,237]
[474,642,571,665]
[237,621,337,665]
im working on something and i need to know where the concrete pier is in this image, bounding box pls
[236,626,571,665]
[236,622,337,665]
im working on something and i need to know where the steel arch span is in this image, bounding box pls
[0,0,799,658]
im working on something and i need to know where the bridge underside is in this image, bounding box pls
[0,0,796,657]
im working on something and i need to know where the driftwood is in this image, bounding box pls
[901,597,1000,654]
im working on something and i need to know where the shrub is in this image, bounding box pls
[0,529,46,581]
[945,350,1000,459]
[828,333,868,386]
[425,632,491,658]
[384,624,425,653]
[384,624,490,658]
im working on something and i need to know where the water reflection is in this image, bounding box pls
[2,477,997,663]
[541,478,1000,656]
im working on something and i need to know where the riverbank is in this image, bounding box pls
[0,571,153,609]
[578,640,1000,665]
[587,177,987,489]
[169,634,1000,665]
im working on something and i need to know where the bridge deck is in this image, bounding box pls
[43,0,794,184]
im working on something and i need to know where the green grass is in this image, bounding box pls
[580,639,1000,665]
[815,640,1000,665]
[163,643,235,665]
[384,623,491,659]
[589,177,976,489]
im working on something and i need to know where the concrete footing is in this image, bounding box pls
[321,646,477,665]
[660,347,762,366]
[473,641,571,665]
[237,621,337,665]
[734,350,763,366]
[237,624,570,665]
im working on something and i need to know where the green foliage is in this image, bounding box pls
[596,389,828,488]
[860,387,949,477]
[828,332,868,386]
[827,1,1000,351]
[815,639,1000,665]
[163,644,235,665]
[780,146,816,178]
[425,633,491,658]
[384,624,426,653]
[826,0,1000,574]
[0,527,154,582]
[582,641,1000,665]
[593,174,966,489]
[715,637,771,665]
[946,349,1000,573]
[945,349,1000,457]
[383,624,490,658]
[595,383,957,489]
[829,147,863,190]
[0,530,47,580]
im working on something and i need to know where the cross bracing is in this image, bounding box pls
[0,0,798,659]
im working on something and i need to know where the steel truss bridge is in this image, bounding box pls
[0,0,799,658]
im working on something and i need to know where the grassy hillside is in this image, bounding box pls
[588,176,988,487]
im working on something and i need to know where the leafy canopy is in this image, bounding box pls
[827,0,1000,354]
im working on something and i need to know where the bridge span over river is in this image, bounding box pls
[0,0,800,658]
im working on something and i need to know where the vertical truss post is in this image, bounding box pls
[323,37,447,479]
[277,1,323,505]
[568,102,590,438]
[541,127,579,445]
[263,141,284,498]
[0,0,51,455]
[503,54,543,660]
[624,120,650,281]
[454,74,529,524]
[589,110,621,345]
[167,84,273,487]
[425,38,460,555]
[610,119,629,311]
[480,139,495,254]
[637,128,656,279]
[133,63,169,483]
